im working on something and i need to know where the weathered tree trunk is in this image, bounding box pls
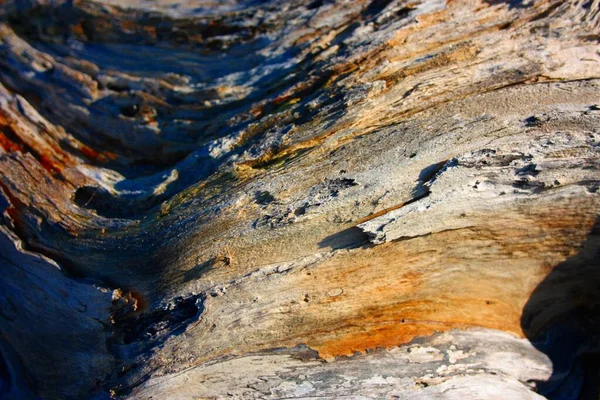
[0,0,599,398]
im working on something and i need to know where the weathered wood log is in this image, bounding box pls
[0,0,599,398]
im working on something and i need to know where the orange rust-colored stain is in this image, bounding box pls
[71,22,86,38]
[37,153,62,175]
[80,145,117,162]
[310,302,522,360]
[273,94,291,106]
[0,131,24,153]
[5,206,20,224]
[305,276,518,359]
[119,20,139,32]
[66,226,79,238]
[249,104,263,119]
[128,290,149,315]
[0,112,23,153]
[79,145,101,161]
[293,203,598,359]
[356,200,415,224]
[311,322,446,359]
[0,111,68,174]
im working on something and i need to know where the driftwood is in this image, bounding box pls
[0,0,599,398]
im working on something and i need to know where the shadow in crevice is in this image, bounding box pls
[483,0,529,9]
[522,217,600,400]
[109,292,206,364]
[318,226,371,250]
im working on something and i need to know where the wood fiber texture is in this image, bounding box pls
[0,0,599,399]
